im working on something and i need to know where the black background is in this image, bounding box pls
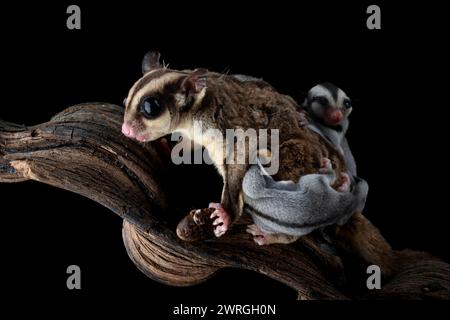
[0,0,448,316]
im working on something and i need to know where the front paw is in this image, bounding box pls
[176,208,215,242]
[297,111,310,127]
[336,172,351,192]
[209,203,231,237]
[319,157,333,173]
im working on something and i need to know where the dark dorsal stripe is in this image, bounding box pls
[128,69,168,106]
[320,82,339,101]
[128,69,191,107]
[244,203,342,229]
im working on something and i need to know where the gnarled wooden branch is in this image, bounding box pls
[1,103,449,300]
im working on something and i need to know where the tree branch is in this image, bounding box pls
[1,103,449,299]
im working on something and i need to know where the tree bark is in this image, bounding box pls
[1,103,449,300]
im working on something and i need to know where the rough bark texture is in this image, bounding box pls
[1,103,449,300]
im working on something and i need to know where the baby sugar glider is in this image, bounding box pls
[301,83,369,214]
[242,82,369,245]
[301,83,369,209]
[300,83,357,177]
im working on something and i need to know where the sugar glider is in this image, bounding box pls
[121,52,347,240]
[300,83,356,176]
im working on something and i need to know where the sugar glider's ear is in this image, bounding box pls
[182,68,208,94]
[294,89,308,107]
[142,51,161,74]
[179,69,208,112]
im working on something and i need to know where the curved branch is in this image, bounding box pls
[1,103,167,229]
[1,103,449,300]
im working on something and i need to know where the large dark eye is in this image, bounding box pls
[140,97,161,119]
[311,96,328,106]
[343,99,352,109]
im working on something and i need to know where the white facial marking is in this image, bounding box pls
[336,87,349,108]
[308,84,332,117]
[309,84,333,102]
[131,72,183,109]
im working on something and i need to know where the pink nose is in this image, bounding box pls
[329,110,343,124]
[122,122,135,138]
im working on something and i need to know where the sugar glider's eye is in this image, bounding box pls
[343,99,352,109]
[140,97,161,119]
[311,96,328,106]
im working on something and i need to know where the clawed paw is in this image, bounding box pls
[297,111,310,127]
[246,224,271,246]
[319,157,333,173]
[336,172,351,192]
[209,203,231,237]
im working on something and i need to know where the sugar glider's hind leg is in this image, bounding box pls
[246,224,299,245]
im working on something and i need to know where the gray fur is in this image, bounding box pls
[243,160,368,236]
[306,118,357,177]
[232,74,263,82]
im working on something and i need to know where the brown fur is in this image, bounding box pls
[124,57,397,276]
[184,73,347,219]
